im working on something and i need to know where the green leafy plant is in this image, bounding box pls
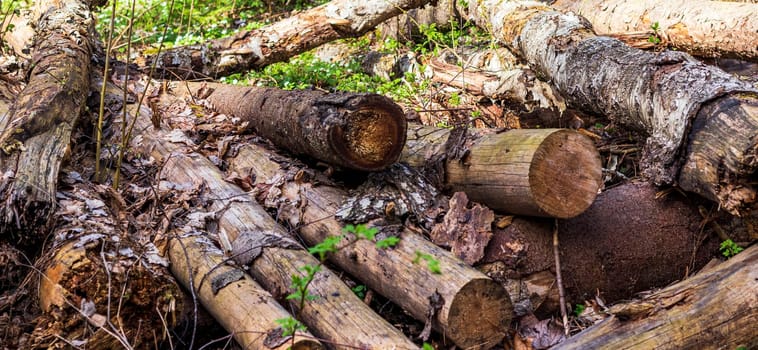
[648,21,662,45]
[573,303,586,316]
[275,316,307,337]
[423,342,435,350]
[413,251,441,274]
[719,239,744,258]
[351,284,367,299]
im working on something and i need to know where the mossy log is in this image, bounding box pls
[552,0,758,61]
[0,0,94,242]
[168,231,322,350]
[402,124,603,218]
[462,0,758,215]
[124,91,418,350]
[555,244,758,349]
[227,143,513,349]
[144,0,432,78]
[171,81,406,171]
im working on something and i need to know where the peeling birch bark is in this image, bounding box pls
[171,82,407,171]
[0,0,94,239]
[554,244,758,349]
[462,0,758,215]
[144,0,432,78]
[552,0,758,61]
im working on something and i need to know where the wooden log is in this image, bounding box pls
[144,0,432,78]
[172,82,406,171]
[552,0,758,61]
[0,0,94,241]
[226,143,513,349]
[402,124,603,218]
[35,182,184,348]
[123,91,418,350]
[168,231,322,350]
[481,181,719,306]
[554,244,758,349]
[461,0,758,215]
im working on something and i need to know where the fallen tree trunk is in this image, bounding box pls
[168,230,322,350]
[145,0,432,78]
[173,82,406,171]
[123,89,419,350]
[225,141,513,349]
[480,181,719,306]
[0,0,94,242]
[552,0,758,61]
[555,244,758,349]
[34,181,184,349]
[402,124,603,218]
[462,1,758,215]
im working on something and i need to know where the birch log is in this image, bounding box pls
[402,124,603,218]
[171,82,406,171]
[226,142,513,350]
[552,0,758,61]
[554,244,758,349]
[145,0,432,78]
[0,0,94,240]
[122,89,418,350]
[463,1,758,215]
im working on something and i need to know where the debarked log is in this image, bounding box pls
[402,124,603,218]
[125,93,418,350]
[171,81,406,171]
[228,142,513,349]
[554,244,758,349]
[145,0,432,78]
[462,0,758,215]
[168,231,322,350]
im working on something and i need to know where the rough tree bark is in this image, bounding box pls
[225,142,513,350]
[402,124,603,218]
[34,181,183,349]
[145,0,432,78]
[0,0,94,242]
[122,90,419,350]
[172,82,407,171]
[480,181,719,306]
[462,0,758,215]
[168,230,322,350]
[552,0,758,61]
[554,244,758,349]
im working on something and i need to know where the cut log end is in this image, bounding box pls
[445,278,513,349]
[529,130,603,218]
[332,97,407,171]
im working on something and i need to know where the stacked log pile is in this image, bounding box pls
[0,0,756,348]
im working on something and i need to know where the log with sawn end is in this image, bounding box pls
[172,82,406,171]
[169,230,323,350]
[554,244,758,349]
[226,142,513,349]
[402,124,603,218]
[123,90,418,350]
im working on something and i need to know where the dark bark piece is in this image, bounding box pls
[227,143,513,350]
[168,231,322,350]
[552,0,758,61]
[462,1,758,215]
[124,90,419,350]
[173,82,406,171]
[144,0,432,78]
[482,181,719,304]
[0,0,94,241]
[402,124,603,218]
[430,191,494,265]
[554,244,758,349]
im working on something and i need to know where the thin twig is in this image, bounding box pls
[553,219,569,335]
